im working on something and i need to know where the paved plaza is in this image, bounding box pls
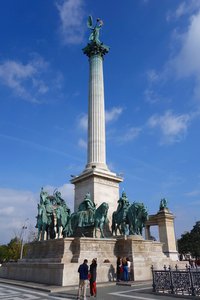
[0,280,191,300]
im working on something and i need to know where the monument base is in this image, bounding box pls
[164,251,179,261]
[0,236,182,286]
[71,168,123,235]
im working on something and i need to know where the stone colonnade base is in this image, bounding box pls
[0,236,181,286]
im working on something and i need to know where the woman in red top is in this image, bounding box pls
[89,258,97,297]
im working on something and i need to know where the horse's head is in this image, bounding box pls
[40,191,48,204]
[37,204,48,224]
[38,204,44,216]
[96,202,109,216]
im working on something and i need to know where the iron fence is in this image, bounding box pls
[152,265,200,296]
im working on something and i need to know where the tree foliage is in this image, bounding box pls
[0,245,9,263]
[0,237,22,262]
[178,221,200,260]
[0,225,36,263]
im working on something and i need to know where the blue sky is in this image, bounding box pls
[0,0,200,244]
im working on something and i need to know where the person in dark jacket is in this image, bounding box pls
[77,259,89,300]
[116,257,122,282]
[89,258,97,297]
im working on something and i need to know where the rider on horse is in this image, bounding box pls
[116,191,130,218]
[77,192,96,227]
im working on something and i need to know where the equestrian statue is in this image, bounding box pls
[68,193,109,238]
[36,188,109,240]
[36,187,71,240]
[112,191,148,236]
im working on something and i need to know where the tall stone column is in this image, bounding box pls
[71,20,123,234]
[83,42,109,171]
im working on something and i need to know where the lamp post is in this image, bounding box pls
[20,218,28,260]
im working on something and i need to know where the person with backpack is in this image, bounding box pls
[77,259,89,300]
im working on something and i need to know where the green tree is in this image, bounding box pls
[190,221,200,260]
[178,231,191,256]
[7,237,21,261]
[178,221,200,260]
[0,244,9,263]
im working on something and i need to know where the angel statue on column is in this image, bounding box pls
[87,15,104,44]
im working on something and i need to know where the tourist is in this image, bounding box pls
[89,258,97,297]
[126,257,131,281]
[122,257,128,281]
[116,257,122,282]
[77,259,89,300]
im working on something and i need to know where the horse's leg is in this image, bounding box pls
[54,219,58,239]
[114,224,117,236]
[59,225,62,238]
[46,225,50,240]
[56,223,60,239]
[99,222,104,238]
[94,220,97,238]
[116,223,120,235]
[117,224,119,235]
[41,226,44,240]
[111,215,115,236]
[95,226,97,238]
[112,223,116,235]
[37,228,40,241]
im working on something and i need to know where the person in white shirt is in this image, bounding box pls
[126,257,131,281]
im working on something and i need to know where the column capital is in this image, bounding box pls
[83,41,110,58]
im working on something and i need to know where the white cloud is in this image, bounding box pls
[0,184,74,244]
[118,127,141,143]
[56,0,85,45]
[78,113,88,130]
[165,8,200,102]
[32,78,49,94]
[43,184,74,210]
[144,89,160,104]
[78,138,87,149]
[146,69,159,83]
[78,106,123,131]
[0,60,36,100]
[0,57,53,103]
[148,5,200,107]
[0,206,15,216]
[105,107,123,122]
[172,13,200,79]
[144,70,171,105]
[123,127,141,141]
[0,188,37,244]
[185,190,200,197]
[148,111,190,144]
[167,1,200,21]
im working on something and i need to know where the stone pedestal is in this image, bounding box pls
[115,235,176,281]
[71,168,123,235]
[0,237,182,286]
[145,209,178,260]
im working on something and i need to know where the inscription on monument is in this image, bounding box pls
[94,177,118,187]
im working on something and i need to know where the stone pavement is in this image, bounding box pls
[0,278,191,300]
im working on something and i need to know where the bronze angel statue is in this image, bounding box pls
[87,15,103,44]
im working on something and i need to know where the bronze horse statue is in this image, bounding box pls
[36,203,55,240]
[127,202,148,235]
[112,202,148,236]
[94,202,109,238]
[69,202,109,238]
[55,205,72,238]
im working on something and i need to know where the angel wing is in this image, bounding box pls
[87,15,93,28]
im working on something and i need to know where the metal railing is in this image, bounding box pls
[152,265,200,296]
